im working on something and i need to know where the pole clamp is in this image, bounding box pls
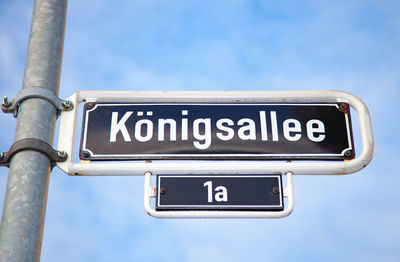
[0,138,68,167]
[1,87,74,117]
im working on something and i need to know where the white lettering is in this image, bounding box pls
[215,186,228,202]
[193,118,212,149]
[204,181,228,202]
[237,118,256,140]
[283,119,302,141]
[204,181,213,203]
[259,111,268,141]
[270,111,279,141]
[109,109,329,150]
[307,119,326,142]
[158,119,176,141]
[216,118,234,141]
[110,111,133,142]
[135,119,153,142]
[181,110,188,140]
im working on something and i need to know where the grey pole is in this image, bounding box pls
[0,0,67,261]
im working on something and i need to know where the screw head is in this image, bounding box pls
[344,150,352,157]
[272,187,280,194]
[57,151,67,159]
[2,96,11,108]
[160,187,167,195]
[339,103,349,112]
[82,150,90,158]
[61,100,73,110]
[87,103,94,109]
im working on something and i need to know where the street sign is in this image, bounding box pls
[80,103,354,160]
[155,175,284,211]
[55,90,374,219]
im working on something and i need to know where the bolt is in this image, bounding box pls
[87,103,94,109]
[344,150,352,157]
[2,96,11,108]
[82,150,90,158]
[272,187,280,194]
[61,100,73,110]
[339,103,348,112]
[160,187,167,195]
[57,151,67,159]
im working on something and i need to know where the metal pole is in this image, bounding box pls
[0,0,67,261]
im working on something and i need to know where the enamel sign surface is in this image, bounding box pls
[156,175,284,211]
[80,103,354,160]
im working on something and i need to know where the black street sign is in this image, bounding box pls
[156,175,284,211]
[80,103,354,160]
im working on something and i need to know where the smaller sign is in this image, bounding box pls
[156,175,283,211]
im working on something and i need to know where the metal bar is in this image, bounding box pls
[0,0,67,261]
[143,171,294,219]
[56,90,374,176]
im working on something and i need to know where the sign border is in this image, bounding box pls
[80,102,354,160]
[156,175,284,211]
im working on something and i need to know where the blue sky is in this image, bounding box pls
[1,0,400,261]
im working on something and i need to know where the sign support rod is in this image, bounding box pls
[0,0,67,261]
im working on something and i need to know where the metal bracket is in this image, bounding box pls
[0,138,68,167]
[1,87,73,117]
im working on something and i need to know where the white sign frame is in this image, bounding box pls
[56,90,374,176]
